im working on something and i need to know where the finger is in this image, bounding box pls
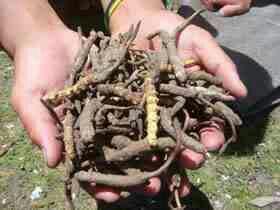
[201,0,231,11]
[11,91,63,168]
[195,41,247,97]
[179,149,205,170]
[81,183,121,203]
[182,30,247,98]
[92,186,121,203]
[178,124,224,168]
[178,176,192,197]
[199,122,225,151]
[131,177,162,197]
[168,175,192,197]
[184,64,201,73]
[200,0,215,10]
[219,5,246,16]
[142,177,162,196]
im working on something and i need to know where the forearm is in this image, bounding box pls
[100,0,165,34]
[0,0,65,56]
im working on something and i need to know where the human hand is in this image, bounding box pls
[110,9,247,197]
[9,6,247,205]
[11,28,80,167]
[200,0,252,16]
[0,0,125,204]
[10,27,126,203]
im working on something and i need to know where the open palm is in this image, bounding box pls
[11,29,80,167]
[112,10,247,197]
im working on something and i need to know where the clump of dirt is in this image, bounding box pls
[41,10,242,210]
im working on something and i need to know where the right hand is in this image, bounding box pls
[10,27,121,203]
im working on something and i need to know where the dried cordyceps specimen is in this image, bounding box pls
[41,9,242,210]
[143,68,160,146]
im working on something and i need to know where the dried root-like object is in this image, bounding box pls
[63,110,76,160]
[40,11,242,210]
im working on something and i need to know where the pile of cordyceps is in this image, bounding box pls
[41,10,242,210]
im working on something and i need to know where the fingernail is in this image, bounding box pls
[239,82,248,97]
[218,10,225,16]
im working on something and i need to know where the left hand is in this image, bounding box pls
[201,0,252,16]
[110,9,247,197]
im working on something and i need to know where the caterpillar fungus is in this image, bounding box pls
[144,75,159,146]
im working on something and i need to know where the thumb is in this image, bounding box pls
[12,91,63,168]
[200,0,216,10]
[177,27,247,98]
[219,5,243,16]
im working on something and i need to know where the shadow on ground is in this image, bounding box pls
[252,0,280,8]
[100,185,214,210]
[179,6,277,158]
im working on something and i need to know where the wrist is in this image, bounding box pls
[111,9,186,39]
[108,0,165,34]
[14,25,70,55]
[14,27,78,65]
[0,0,66,57]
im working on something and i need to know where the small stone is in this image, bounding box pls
[5,123,15,129]
[249,196,280,207]
[258,143,266,147]
[30,187,43,200]
[2,198,7,205]
[213,200,224,209]
[205,152,211,158]
[255,173,272,185]
[221,175,230,181]
[6,66,13,71]
[225,194,232,200]
[33,169,39,174]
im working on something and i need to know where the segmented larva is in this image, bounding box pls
[43,74,95,106]
[144,77,159,146]
[63,111,76,160]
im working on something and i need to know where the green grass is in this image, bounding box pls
[187,112,280,210]
[0,50,279,210]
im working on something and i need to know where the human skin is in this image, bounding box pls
[105,0,247,201]
[0,0,247,203]
[200,0,252,16]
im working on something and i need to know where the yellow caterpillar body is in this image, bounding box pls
[43,74,96,106]
[144,77,159,146]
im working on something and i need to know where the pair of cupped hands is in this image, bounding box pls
[11,9,247,203]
